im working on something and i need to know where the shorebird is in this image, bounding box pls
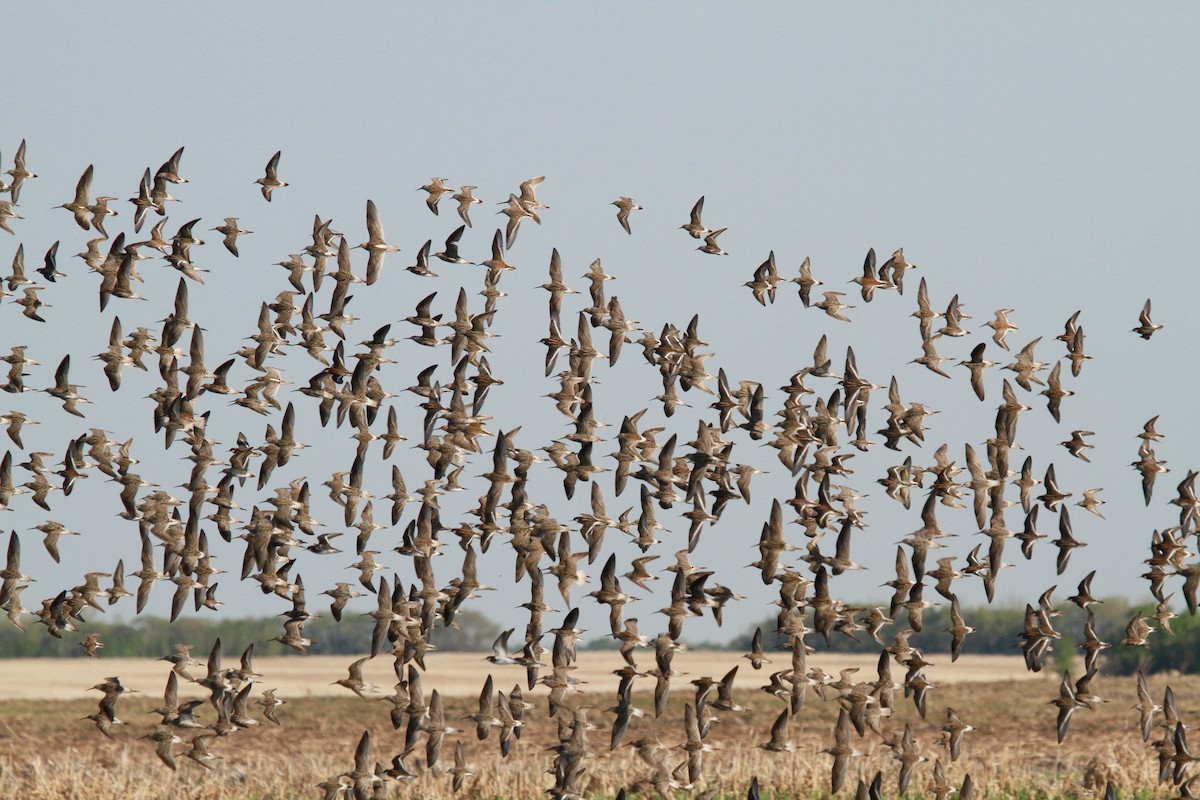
[498,194,534,248]
[333,657,379,700]
[1135,671,1160,742]
[5,139,36,202]
[256,689,286,725]
[517,175,548,212]
[1133,442,1169,505]
[434,225,473,264]
[419,177,453,214]
[79,632,103,657]
[1050,672,1078,743]
[758,708,794,753]
[697,228,728,256]
[358,200,400,284]
[184,733,220,770]
[45,355,89,417]
[452,185,483,226]
[957,342,996,401]
[680,196,711,239]
[211,218,252,257]
[1061,430,1095,462]
[486,628,521,665]
[612,197,643,234]
[1003,337,1047,390]
[791,256,822,307]
[36,241,62,282]
[983,308,1019,350]
[743,626,770,669]
[57,165,94,229]
[879,247,915,293]
[1040,361,1073,422]
[945,594,976,661]
[0,200,22,235]
[851,248,893,302]
[814,291,853,322]
[822,709,859,793]
[911,335,952,378]
[142,726,183,769]
[255,150,288,201]
[1133,298,1163,339]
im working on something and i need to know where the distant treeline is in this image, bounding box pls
[728,598,1200,675]
[0,608,498,659]
[6,599,1197,675]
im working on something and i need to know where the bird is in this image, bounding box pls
[814,291,853,322]
[56,165,94,229]
[984,308,1018,350]
[451,185,483,226]
[822,708,859,793]
[612,197,643,234]
[758,708,794,753]
[358,199,400,284]
[79,632,103,657]
[945,594,976,661]
[419,177,453,214]
[780,257,821,310]
[680,196,710,239]
[1040,361,1073,422]
[487,628,521,666]
[333,657,379,700]
[1062,430,1095,462]
[697,228,728,256]
[45,355,89,417]
[434,225,473,264]
[255,150,288,201]
[1050,671,1078,743]
[942,708,975,761]
[143,725,183,770]
[211,218,252,257]
[5,139,36,202]
[1133,298,1163,339]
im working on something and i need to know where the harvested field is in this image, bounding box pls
[0,651,1045,700]
[0,652,1192,799]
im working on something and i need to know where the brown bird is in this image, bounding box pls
[333,657,379,700]
[1050,671,1078,743]
[758,708,794,753]
[212,217,252,257]
[79,632,103,658]
[945,594,976,661]
[1061,430,1095,462]
[142,725,183,770]
[697,228,728,256]
[680,196,711,239]
[1133,298,1162,339]
[822,708,859,793]
[255,150,288,201]
[452,185,483,226]
[57,165,93,229]
[612,197,643,234]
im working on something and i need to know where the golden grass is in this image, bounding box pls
[0,652,1191,799]
[0,651,1043,700]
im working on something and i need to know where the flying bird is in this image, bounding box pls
[612,197,643,234]
[255,150,288,201]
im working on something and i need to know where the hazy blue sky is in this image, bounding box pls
[2,4,1198,647]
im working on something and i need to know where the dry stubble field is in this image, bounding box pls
[0,651,1190,799]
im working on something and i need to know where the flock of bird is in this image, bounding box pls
[0,139,1197,800]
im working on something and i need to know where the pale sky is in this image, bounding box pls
[2,4,1198,646]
